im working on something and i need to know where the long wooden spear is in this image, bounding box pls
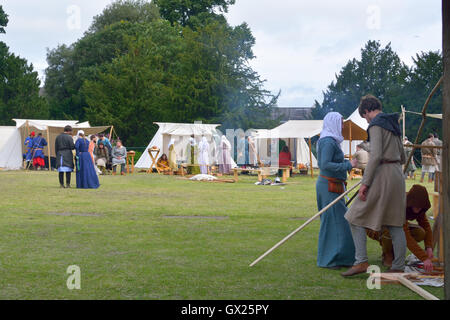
[250,180,362,267]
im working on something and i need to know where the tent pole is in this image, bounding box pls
[46,128,51,171]
[25,120,30,169]
[442,0,450,300]
[402,105,406,142]
[109,126,114,140]
[349,123,352,160]
[309,137,313,178]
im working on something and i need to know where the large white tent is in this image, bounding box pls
[0,126,23,170]
[252,120,323,170]
[0,119,111,170]
[135,122,237,169]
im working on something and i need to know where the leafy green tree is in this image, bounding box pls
[0,5,8,34]
[0,6,48,125]
[402,51,443,142]
[45,1,160,121]
[155,0,235,26]
[180,21,278,130]
[82,20,185,146]
[88,0,160,33]
[312,40,409,119]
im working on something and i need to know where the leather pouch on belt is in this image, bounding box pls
[328,180,346,194]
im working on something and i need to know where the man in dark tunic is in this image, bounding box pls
[55,125,76,188]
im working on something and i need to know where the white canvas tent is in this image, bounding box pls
[135,122,237,169]
[252,120,322,174]
[0,119,111,170]
[342,108,369,157]
[0,126,23,170]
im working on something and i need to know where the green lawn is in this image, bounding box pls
[0,170,443,300]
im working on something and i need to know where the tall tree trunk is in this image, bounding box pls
[442,0,450,300]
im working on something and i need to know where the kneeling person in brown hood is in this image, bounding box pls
[366,184,434,272]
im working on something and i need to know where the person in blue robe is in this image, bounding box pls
[32,133,48,170]
[24,131,35,169]
[75,131,100,189]
[316,112,357,269]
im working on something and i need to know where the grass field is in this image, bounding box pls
[0,170,443,300]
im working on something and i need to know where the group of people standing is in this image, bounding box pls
[24,131,48,170]
[54,125,128,189]
[316,94,436,277]
[403,133,442,182]
[55,126,99,189]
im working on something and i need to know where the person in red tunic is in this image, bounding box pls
[278,145,292,177]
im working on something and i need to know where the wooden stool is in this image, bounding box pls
[126,151,136,174]
[147,147,160,174]
[232,168,263,182]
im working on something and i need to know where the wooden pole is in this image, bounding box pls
[309,137,313,178]
[405,144,443,149]
[370,273,440,300]
[25,120,30,169]
[249,181,362,267]
[402,105,406,142]
[349,123,352,161]
[109,126,114,141]
[46,128,51,171]
[396,275,440,301]
[442,0,450,300]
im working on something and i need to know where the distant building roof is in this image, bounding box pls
[271,106,312,122]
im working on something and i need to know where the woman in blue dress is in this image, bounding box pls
[75,131,100,189]
[316,112,357,269]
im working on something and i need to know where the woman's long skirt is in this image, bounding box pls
[76,153,100,189]
[316,176,355,267]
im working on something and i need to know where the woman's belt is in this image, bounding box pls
[320,175,346,184]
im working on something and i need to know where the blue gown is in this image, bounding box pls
[316,137,355,268]
[75,138,100,189]
[24,137,34,161]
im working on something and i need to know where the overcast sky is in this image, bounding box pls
[1,0,443,107]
